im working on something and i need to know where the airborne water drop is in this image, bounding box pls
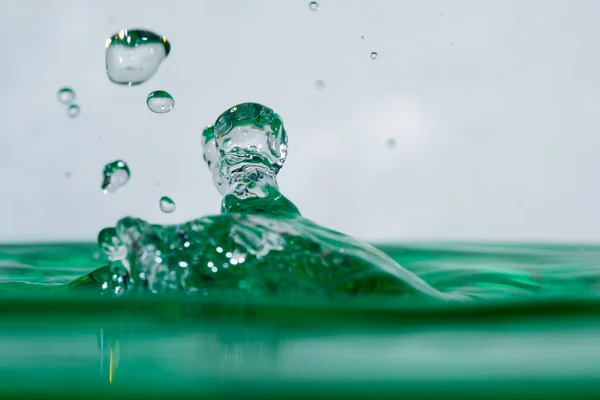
[370,52,378,60]
[101,160,130,193]
[105,29,171,85]
[67,104,80,118]
[57,88,75,104]
[309,1,319,11]
[146,90,174,114]
[159,196,176,213]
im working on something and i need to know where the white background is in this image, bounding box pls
[1,0,599,243]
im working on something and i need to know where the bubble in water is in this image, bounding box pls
[105,29,171,86]
[159,196,176,213]
[146,90,174,113]
[57,87,75,104]
[370,52,378,60]
[386,138,397,148]
[67,104,80,118]
[309,1,319,11]
[101,160,130,193]
[314,79,325,90]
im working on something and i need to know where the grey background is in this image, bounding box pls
[1,0,599,242]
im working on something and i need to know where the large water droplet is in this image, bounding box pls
[309,1,319,11]
[146,90,174,113]
[67,104,80,118]
[101,160,130,193]
[159,196,176,213]
[370,52,378,60]
[105,29,171,85]
[57,88,75,104]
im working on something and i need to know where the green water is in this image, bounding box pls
[4,102,600,398]
[1,242,600,399]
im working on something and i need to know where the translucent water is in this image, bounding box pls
[101,160,130,194]
[57,87,75,104]
[159,196,176,213]
[370,52,378,60]
[146,90,174,113]
[67,104,80,118]
[105,29,171,86]
[309,1,319,11]
[86,102,463,300]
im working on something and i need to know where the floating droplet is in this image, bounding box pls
[315,79,325,90]
[386,138,397,148]
[105,29,171,85]
[370,52,378,60]
[67,104,80,118]
[309,1,319,11]
[159,196,176,213]
[101,160,130,193]
[57,88,75,104]
[361,36,365,40]
[146,90,174,114]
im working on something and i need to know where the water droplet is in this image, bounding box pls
[361,36,365,40]
[309,1,319,11]
[159,196,176,213]
[105,29,171,85]
[64,172,72,179]
[386,138,397,148]
[67,104,80,118]
[57,87,75,104]
[315,79,325,90]
[370,52,378,60]
[101,160,130,193]
[146,90,174,113]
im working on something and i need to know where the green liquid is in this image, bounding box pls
[1,242,600,398]
[3,103,599,397]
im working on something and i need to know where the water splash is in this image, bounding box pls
[101,160,130,194]
[105,29,171,86]
[95,102,464,301]
[146,90,174,113]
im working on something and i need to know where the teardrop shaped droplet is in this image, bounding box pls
[146,90,174,114]
[105,29,171,85]
[159,196,176,213]
[101,160,130,193]
[67,104,80,118]
[309,1,319,11]
[57,87,75,104]
[370,52,378,60]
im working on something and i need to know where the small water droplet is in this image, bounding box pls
[101,160,130,193]
[386,138,397,148]
[361,36,365,40]
[370,52,378,60]
[67,104,80,118]
[64,172,72,179]
[309,1,319,11]
[159,196,176,213]
[105,29,171,85]
[146,90,174,114]
[57,88,75,104]
[315,79,325,90]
